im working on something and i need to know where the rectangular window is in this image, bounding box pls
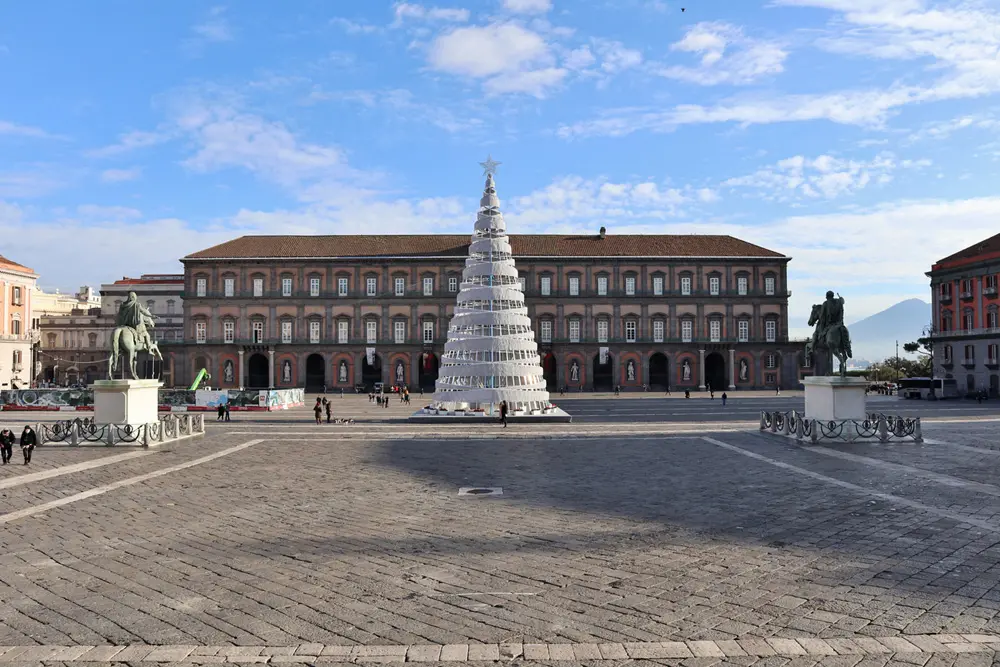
[597,276,608,296]
[423,277,434,296]
[252,278,263,297]
[310,278,320,297]
[710,320,721,342]
[223,320,234,343]
[366,320,377,343]
[196,321,206,343]
[519,276,526,293]
[10,318,20,335]
[625,320,637,342]
[280,321,292,344]
[367,277,377,297]
[766,354,776,369]
[988,311,999,329]
[681,320,692,343]
[965,344,975,362]
[423,321,434,343]
[12,286,20,305]
[449,277,458,293]
[597,320,609,343]
[988,344,998,362]
[167,301,175,315]
[569,276,580,296]
[395,277,405,296]
[985,275,997,290]
[224,278,234,297]
[765,276,775,295]
[625,276,636,296]
[738,276,748,296]
[338,320,349,344]
[653,276,663,296]
[941,283,951,298]
[964,312,974,330]
[282,278,292,297]
[196,278,207,297]
[540,276,551,296]
[766,320,777,342]
[653,320,664,343]
[338,277,348,296]
[709,276,720,296]
[681,276,691,296]
[310,320,320,344]
[738,320,749,342]
[252,321,264,344]
[540,320,552,343]
[944,344,952,362]
[394,320,406,344]
[569,319,580,343]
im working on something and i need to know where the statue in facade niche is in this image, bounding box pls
[626,360,636,382]
[339,361,348,383]
[682,359,692,381]
[570,360,580,382]
[108,291,162,380]
[223,360,234,384]
[806,291,853,378]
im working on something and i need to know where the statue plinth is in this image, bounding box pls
[91,379,162,426]
[803,376,867,421]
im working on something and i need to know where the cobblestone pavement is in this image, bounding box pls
[2,414,1000,665]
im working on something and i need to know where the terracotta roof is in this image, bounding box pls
[185,234,786,260]
[112,275,184,285]
[0,254,36,275]
[933,232,1000,270]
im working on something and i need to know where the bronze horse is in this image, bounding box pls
[807,303,853,377]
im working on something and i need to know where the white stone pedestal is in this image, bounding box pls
[91,379,162,426]
[803,376,867,421]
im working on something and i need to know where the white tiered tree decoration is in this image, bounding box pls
[431,157,552,415]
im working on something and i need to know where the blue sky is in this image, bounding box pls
[3,0,1000,334]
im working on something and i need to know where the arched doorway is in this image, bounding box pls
[306,354,325,390]
[705,352,726,392]
[419,352,439,390]
[247,353,269,388]
[593,353,613,391]
[542,353,557,390]
[362,354,382,389]
[649,353,669,390]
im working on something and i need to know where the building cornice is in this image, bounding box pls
[182,255,791,263]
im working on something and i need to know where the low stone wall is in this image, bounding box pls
[2,388,306,412]
[36,414,206,447]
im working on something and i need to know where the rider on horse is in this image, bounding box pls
[117,291,156,348]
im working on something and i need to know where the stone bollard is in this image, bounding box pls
[760,412,767,431]
[106,425,115,447]
[810,420,818,444]
[185,414,193,435]
[913,418,923,444]
[878,415,888,443]
[70,422,79,447]
[795,415,804,441]
[781,413,791,436]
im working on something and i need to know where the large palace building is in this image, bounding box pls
[173,231,807,392]
[928,231,1000,397]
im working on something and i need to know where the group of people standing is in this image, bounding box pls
[215,403,232,422]
[0,425,36,465]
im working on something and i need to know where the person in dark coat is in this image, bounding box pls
[0,427,14,465]
[314,398,323,424]
[224,402,231,422]
[324,398,332,423]
[499,400,508,428]
[19,425,36,465]
[217,404,225,421]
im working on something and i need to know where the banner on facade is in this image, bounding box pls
[599,347,609,365]
[366,347,375,366]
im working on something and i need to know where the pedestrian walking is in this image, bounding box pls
[224,403,231,422]
[324,398,332,423]
[19,425,36,465]
[217,403,225,421]
[499,400,508,428]
[775,385,781,396]
[0,427,14,465]
[721,392,727,406]
[684,390,690,399]
[314,398,323,424]
[384,394,389,408]
[665,385,671,395]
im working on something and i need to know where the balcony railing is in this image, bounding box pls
[940,293,952,303]
[0,331,39,342]
[985,287,998,296]
[960,290,974,300]
[987,357,999,367]
[188,334,789,347]
[933,327,1000,338]
[962,358,976,367]
[183,287,794,301]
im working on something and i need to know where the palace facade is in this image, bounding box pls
[928,231,1000,397]
[0,254,39,389]
[172,232,807,392]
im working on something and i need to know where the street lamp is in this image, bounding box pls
[925,324,938,400]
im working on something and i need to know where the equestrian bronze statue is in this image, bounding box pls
[806,291,853,378]
[108,291,163,380]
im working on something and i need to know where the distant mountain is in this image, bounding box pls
[847,298,931,361]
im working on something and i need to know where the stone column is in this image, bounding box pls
[267,347,275,389]
[237,349,245,389]
[728,348,736,390]
[698,348,706,391]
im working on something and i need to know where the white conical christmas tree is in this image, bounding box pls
[433,162,550,413]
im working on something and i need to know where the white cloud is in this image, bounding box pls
[184,6,233,54]
[393,2,470,25]
[76,205,143,219]
[722,152,919,201]
[86,130,171,158]
[311,88,484,134]
[330,17,381,34]
[0,171,64,198]
[427,22,567,97]
[100,167,142,183]
[0,120,54,139]
[659,22,787,86]
[502,0,553,15]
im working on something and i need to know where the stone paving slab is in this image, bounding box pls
[0,635,996,662]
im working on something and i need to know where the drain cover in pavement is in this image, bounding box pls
[458,487,503,497]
